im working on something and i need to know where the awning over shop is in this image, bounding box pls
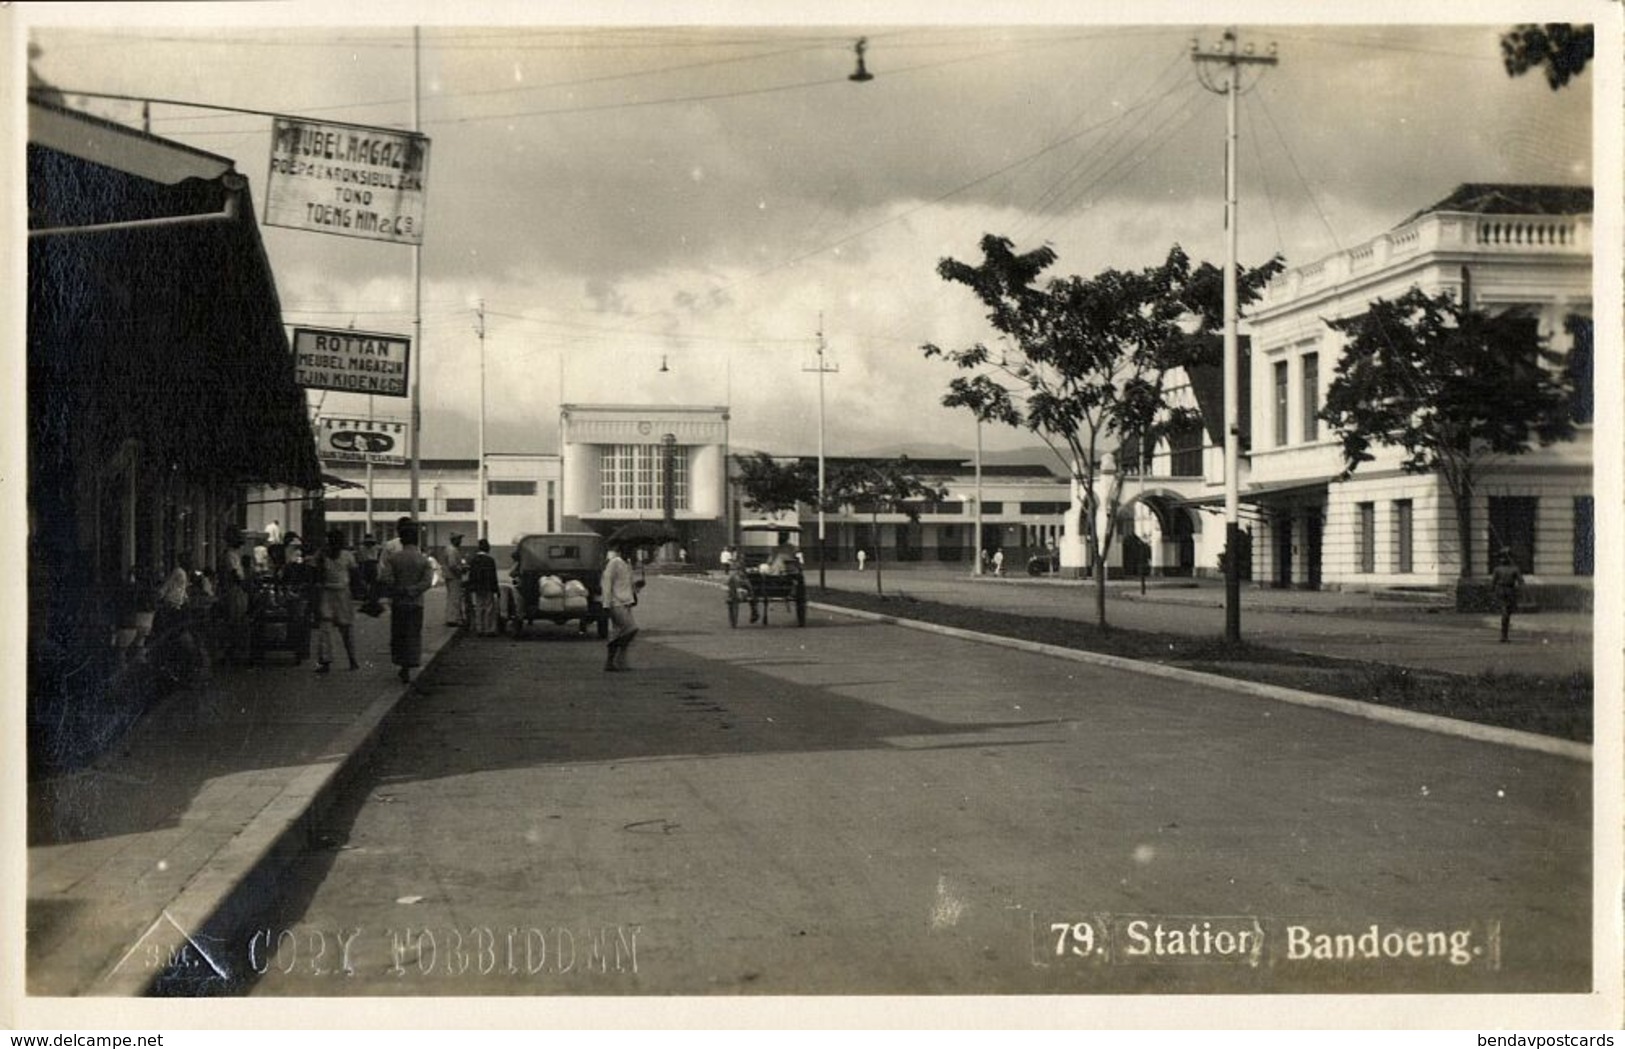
[27,99,321,492]
[1175,475,1339,510]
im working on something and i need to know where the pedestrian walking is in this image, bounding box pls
[277,535,317,665]
[265,519,282,546]
[378,519,434,683]
[992,548,1004,577]
[719,545,734,573]
[467,538,500,637]
[153,551,208,683]
[856,548,867,572]
[313,529,361,673]
[357,532,380,594]
[1491,547,1524,643]
[442,532,469,627]
[220,528,252,662]
[601,542,643,672]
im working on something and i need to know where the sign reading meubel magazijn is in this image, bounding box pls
[266,118,430,245]
[293,328,411,397]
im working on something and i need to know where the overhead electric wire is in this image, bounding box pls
[1267,28,1501,64]
[1011,59,1198,242]
[1028,83,1215,247]
[111,27,1192,134]
[1242,92,1290,261]
[572,64,1217,343]
[149,38,843,129]
[1252,84,1347,256]
[1017,50,1191,221]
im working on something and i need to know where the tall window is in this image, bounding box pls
[546,480,556,532]
[1567,316,1593,425]
[601,445,689,512]
[1487,496,1538,575]
[1273,361,1290,447]
[1168,418,1204,477]
[1574,496,1594,576]
[1392,498,1413,574]
[1118,431,1149,475]
[1356,502,1375,573]
[1301,353,1320,442]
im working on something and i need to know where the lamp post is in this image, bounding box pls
[804,319,838,591]
[476,299,486,544]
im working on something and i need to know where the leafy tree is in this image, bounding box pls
[732,451,818,519]
[923,235,1281,628]
[1502,23,1593,90]
[827,457,945,596]
[1320,288,1575,579]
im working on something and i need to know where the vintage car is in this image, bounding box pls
[726,522,807,627]
[500,532,610,638]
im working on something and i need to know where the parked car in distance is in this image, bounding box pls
[1026,552,1060,576]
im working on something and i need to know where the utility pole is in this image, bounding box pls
[409,26,424,535]
[973,418,983,576]
[803,317,838,591]
[1193,27,1277,644]
[476,298,486,544]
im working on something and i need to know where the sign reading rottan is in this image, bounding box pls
[266,118,430,245]
[293,327,411,397]
[318,417,408,466]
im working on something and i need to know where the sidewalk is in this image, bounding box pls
[26,590,459,996]
[800,566,1593,678]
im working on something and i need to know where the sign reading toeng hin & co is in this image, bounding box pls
[266,118,430,245]
[293,327,411,397]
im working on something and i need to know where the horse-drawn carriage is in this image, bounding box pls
[500,533,610,638]
[726,522,807,627]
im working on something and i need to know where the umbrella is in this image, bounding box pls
[607,521,678,548]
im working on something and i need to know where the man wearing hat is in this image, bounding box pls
[442,531,469,627]
[1490,547,1524,643]
[467,538,500,636]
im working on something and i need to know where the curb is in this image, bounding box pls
[672,575,1590,764]
[93,623,463,996]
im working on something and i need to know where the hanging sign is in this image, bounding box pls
[266,118,430,245]
[318,416,408,466]
[293,327,411,397]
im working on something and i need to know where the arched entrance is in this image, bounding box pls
[1120,491,1200,576]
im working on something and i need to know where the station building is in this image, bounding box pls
[248,403,1077,571]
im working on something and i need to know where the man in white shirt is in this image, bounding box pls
[600,543,642,672]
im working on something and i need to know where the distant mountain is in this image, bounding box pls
[839,442,1061,468]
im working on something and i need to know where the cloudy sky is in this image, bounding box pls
[20,3,1595,462]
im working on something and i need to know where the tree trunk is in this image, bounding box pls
[1094,546,1107,628]
[873,511,883,595]
[1453,480,1475,580]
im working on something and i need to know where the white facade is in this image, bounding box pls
[1087,185,1595,590]
[248,454,562,563]
[1239,193,1591,589]
[561,403,731,557]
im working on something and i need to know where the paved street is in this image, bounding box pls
[811,566,1592,677]
[246,577,1589,997]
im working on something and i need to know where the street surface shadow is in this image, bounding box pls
[339,631,1068,792]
